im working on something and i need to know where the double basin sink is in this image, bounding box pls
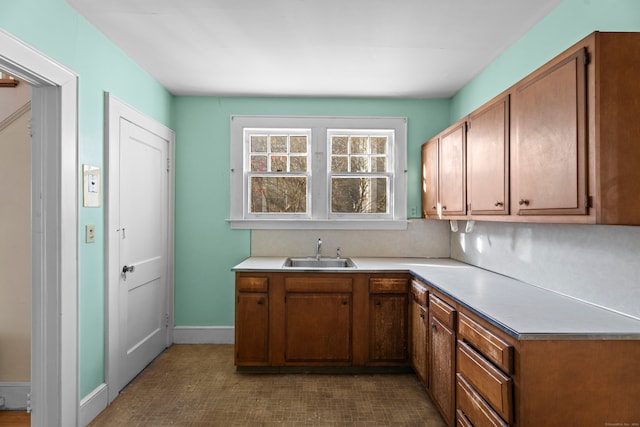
[283,257,356,269]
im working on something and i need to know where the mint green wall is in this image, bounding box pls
[1,1,173,398]
[451,0,640,120]
[172,97,450,326]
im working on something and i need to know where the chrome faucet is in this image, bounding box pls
[316,238,322,260]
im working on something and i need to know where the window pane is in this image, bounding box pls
[332,136,348,154]
[290,135,307,153]
[331,177,388,213]
[350,156,368,172]
[371,136,387,154]
[250,176,307,213]
[270,155,287,172]
[290,156,307,172]
[251,135,267,153]
[251,155,267,172]
[350,136,368,154]
[371,157,387,172]
[331,156,348,172]
[270,135,287,153]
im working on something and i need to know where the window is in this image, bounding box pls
[230,116,407,229]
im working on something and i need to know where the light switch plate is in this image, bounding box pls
[86,224,96,243]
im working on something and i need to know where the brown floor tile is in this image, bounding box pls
[89,345,446,427]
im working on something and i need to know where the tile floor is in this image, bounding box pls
[89,345,446,426]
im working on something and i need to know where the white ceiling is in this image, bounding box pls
[66,0,562,98]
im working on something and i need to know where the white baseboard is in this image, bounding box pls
[173,326,234,344]
[0,382,30,410]
[79,383,107,427]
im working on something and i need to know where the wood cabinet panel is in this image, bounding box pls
[467,94,509,215]
[411,298,428,385]
[429,293,457,427]
[439,122,466,216]
[369,293,408,363]
[284,292,351,363]
[512,47,588,215]
[422,138,439,216]
[235,292,269,365]
[457,341,512,423]
[237,276,269,292]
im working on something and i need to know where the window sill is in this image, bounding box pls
[228,219,409,230]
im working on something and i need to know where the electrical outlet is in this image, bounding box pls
[86,224,96,243]
[410,206,418,217]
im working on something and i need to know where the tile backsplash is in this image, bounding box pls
[251,219,450,259]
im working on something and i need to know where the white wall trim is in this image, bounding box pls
[0,382,30,410]
[79,383,108,427]
[0,28,78,427]
[173,326,235,344]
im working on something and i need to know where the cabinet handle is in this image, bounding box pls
[494,201,504,207]
[257,299,264,305]
[341,300,348,305]
[432,323,437,330]
[419,313,425,319]
[518,199,530,206]
[442,206,447,211]
[431,206,436,210]
[375,300,381,306]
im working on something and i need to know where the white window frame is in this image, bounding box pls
[229,115,407,230]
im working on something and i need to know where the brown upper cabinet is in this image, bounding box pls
[422,120,467,218]
[467,94,510,215]
[422,31,640,225]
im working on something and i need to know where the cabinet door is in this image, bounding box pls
[235,293,269,365]
[284,293,351,363]
[467,95,509,215]
[369,294,408,363]
[411,299,428,385]
[439,122,466,216]
[430,315,456,427]
[512,47,588,215]
[422,138,439,216]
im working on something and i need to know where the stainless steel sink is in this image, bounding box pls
[283,257,356,269]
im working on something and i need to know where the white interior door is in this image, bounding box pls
[116,117,170,391]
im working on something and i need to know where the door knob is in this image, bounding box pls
[122,265,135,279]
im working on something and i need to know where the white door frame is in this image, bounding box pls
[0,29,79,426]
[105,93,175,404]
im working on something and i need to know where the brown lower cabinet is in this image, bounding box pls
[235,271,640,426]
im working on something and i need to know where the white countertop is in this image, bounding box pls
[232,257,640,340]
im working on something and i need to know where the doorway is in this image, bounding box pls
[0,29,79,427]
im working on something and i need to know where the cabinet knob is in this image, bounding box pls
[442,206,447,211]
[518,199,530,206]
[419,313,425,319]
[431,206,436,210]
[257,299,264,305]
[432,323,437,330]
[375,300,381,306]
[494,201,504,207]
[342,300,348,305]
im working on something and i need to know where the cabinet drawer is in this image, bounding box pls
[458,312,513,374]
[456,374,508,427]
[237,276,269,292]
[457,341,512,423]
[429,294,456,328]
[410,280,428,306]
[285,276,353,293]
[456,409,473,427]
[369,277,409,293]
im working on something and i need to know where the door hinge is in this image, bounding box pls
[586,195,593,208]
[165,313,170,328]
[166,158,170,173]
[584,49,591,65]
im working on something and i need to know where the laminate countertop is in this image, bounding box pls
[232,257,640,340]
